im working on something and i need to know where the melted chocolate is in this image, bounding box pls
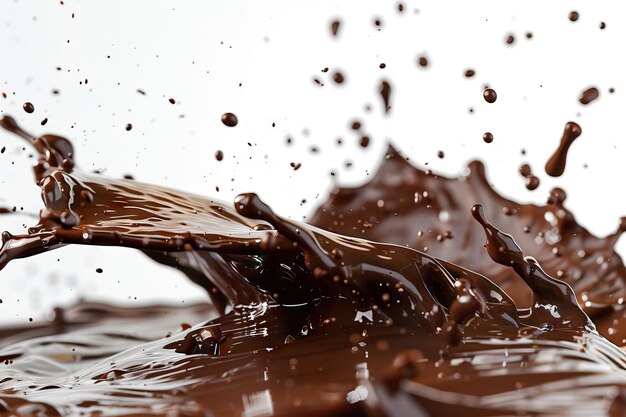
[1,119,625,417]
[545,121,582,177]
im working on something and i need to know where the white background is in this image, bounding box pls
[1,1,625,325]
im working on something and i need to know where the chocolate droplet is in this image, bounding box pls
[221,113,238,127]
[23,102,35,113]
[483,88,497,103]
[545,122,582,177]
[579,87,599,105]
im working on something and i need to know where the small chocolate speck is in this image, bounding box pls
[437,151,444,159]
[569,11,579,22]
[40,118,48,126]
[379,63,386,69]
[23,102,35,113]
[505,34,515,45]
[417,56,428,67]
[168,98,176,104]
[525,32,533,39]
[125,123,132,131]
[464,69,475,78]
[221,113,238,127]
[333,72,345,84]
[359,136,370,148]
[483,132,494,143]
[609,88,615,94]
[351,121,361,130]
[215,150,224,161]
[600,22,606,30]
[96,268,103,273]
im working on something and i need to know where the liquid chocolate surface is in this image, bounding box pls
[0,116,625,417]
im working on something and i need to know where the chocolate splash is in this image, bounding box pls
[312,145,626,346]
[0,119,626,416]
[545,121,582,177]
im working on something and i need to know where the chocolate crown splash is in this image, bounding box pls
[0,118,625,416]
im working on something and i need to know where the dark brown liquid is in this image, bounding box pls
[545,121,582,177]
[0,118,625,416]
